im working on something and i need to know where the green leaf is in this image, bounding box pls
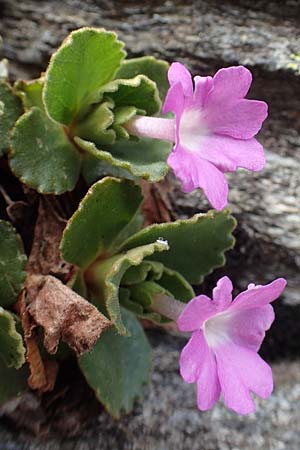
[0,360,28,404]
[60,177,143,269]
[119,287,144,315]
[0,82,23,157]
[0,308,25,369]
[43,27,126,125]
[112,106,138,140]
[0,221,26,308]
[115,56,169,100]
[69,271,87,298]
[114,106,137,126]
[79,307,151,418]
[81,154,137,185]
[72,99,116,146]
[128,277,190,323]
[123,265,194,322]
[129,280,167,308]
[121,294,161,323]
[14,78,44,110]
[121,210,236,284]
[75,136,171,182]
[158,267,195,302]
[88,240,169,334]
[9,107,81,194]
[122,260,164,285]
[103,75,161,116]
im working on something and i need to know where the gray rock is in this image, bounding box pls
[1,0,300,74]
[0,336,300,450]
[0,0,299,448]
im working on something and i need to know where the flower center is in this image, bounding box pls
[179,108,209,152]
[203,311,232,348]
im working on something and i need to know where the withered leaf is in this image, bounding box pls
[29,275,111,356]
[16,290,58,392]
[141,178,174,226]
[27,197,73,281]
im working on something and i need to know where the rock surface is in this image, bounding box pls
[0,333,300,450]
[0,0,300,448]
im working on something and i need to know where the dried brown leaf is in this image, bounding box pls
[27,197,73,281]
[141,178,175,226]
[15,291,59,392]
[28,275,111,356]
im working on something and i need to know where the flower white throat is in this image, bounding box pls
[179,108,209,152]
[203,311,232,348]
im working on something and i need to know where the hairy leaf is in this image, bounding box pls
[127,275,193,322]
[0,220,26,308]
[0,82,23,157]
[0,308,25,369]
[121,260,164,285]
[120,210,236,284]
[81,154,137,185]
[72,99,116,146]
[130,280,167,307]
[79,308,151,418]
[14,78,44,110]
[123,265,194,322]
[115,56,169,100]
[75,136,171,183]
[158,267,195,302]
[87,240,169,334]
[9,107,81,194]
[43,27,125,125]
[60,177,143,269]
[103,75,161,115]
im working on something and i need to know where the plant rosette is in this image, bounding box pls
[0,26,285,419]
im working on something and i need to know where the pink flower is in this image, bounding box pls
[177,276,286,414]
[163,63,268,210]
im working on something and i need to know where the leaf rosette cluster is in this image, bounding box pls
[8,28,172,194]
[0,28,236,418]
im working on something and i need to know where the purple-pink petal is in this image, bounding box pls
[162,63,268,209]
[193,75,213,107]
[168,62,193,97]
[230,278,287,311]
[167,146,229,210]
[215,342,273,414]
[228,305,275,352]
[214,343,255,415]
[208,66,253,103]
[239,349,273,399]
[162,81,184,116]
[177,295,215,332]
[179,330,221,409]
[199,135,265,173]
[177,277,286,415]
[196,345,221,410]
[205,98,268,140]
[179,331,206,383]
[212,276,233,311]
